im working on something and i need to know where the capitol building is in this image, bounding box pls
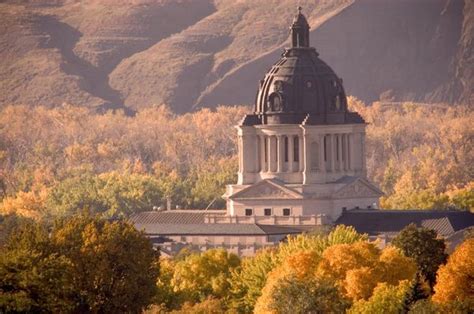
[131,9,474,256]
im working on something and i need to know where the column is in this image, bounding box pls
[288,135,294,172]
[238,135,243,173]
[338,134,344,171]
[268,135,276,172]
[345,134,350,170]
[260,135,266,172]
[330,134,336,172]
[277,135,283,173]
[361,133,366,174]
[299,135,304,172]
[255,135,261,172]
[319,134,326,173]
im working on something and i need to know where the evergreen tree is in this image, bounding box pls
[391,224,447,288]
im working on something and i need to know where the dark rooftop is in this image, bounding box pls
[130,211,308,236]
[129,210,225,224]
[335,209,474,237]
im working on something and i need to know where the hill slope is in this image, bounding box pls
[0,0,472,112]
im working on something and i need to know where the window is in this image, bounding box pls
[264,208,272,216]
[283,208,291,216]
[324,136,327,162]
[336,135,339,161]
[293,136,299,162]
[284,137,289,162]
[245,208,253,216]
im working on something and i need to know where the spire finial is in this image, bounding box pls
[297,6,302,14]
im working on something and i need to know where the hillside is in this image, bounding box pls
[0,0,472,112]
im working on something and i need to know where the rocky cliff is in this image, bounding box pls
[0,0,471,112]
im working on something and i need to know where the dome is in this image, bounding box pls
[244,7,363,126]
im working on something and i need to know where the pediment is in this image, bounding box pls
[333,178,384,199]
[230,179,303,200]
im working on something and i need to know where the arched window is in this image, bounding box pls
[284,137,289,162]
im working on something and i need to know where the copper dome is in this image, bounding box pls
[242,8,363,126]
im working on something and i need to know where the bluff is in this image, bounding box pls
[0,0,471,112]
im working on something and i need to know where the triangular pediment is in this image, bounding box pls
[333,178,384,199]
[230,179,303,200]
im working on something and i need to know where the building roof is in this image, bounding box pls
[130,211,308,236]
[129,210,225,224]
[335,209,474,237]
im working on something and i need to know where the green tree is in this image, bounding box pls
[228,248,278,313]
[0,221,76,312]
[391,224,447,288]
[0,215,159,313]
[264,276,350,314]
[348,281,411,314]
[47,171,164,217]
[46,172,107,216]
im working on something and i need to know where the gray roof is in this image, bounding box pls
[335,209,474,237]
[130,211,308,236]
[134,223,306,236]
[129,210,225,224]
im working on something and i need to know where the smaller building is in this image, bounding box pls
[130,210,321,257]
[131,209,474,256]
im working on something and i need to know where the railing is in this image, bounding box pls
[204,213,328,225]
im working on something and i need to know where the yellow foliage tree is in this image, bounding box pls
[0,187,49,220]
[317,242,416,302]
[432,238,474,304]
[254,250,347,314]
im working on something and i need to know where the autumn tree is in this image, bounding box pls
[0,221,75,312]
[391,224,447,288]
[316,242,417,302]
[0,215,159,313]
[432,238,474,306]
[254,250,349,314]
[228,248,278,313]
[171,249,240,303]
[263,275,350,314]
[228,226,367,313]
[348,281,411,314]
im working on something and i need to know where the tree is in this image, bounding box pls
[171,249,240,303]
[254,250,348,314]
[391,224,447,287]
[0,221,76,312]
[348,281,411,314]
[228,226,367,313]
[228,248,278,313]
[0,215,159,313]
[259,275,350,314]
[316,242,416,302]
[432,238,474,305]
